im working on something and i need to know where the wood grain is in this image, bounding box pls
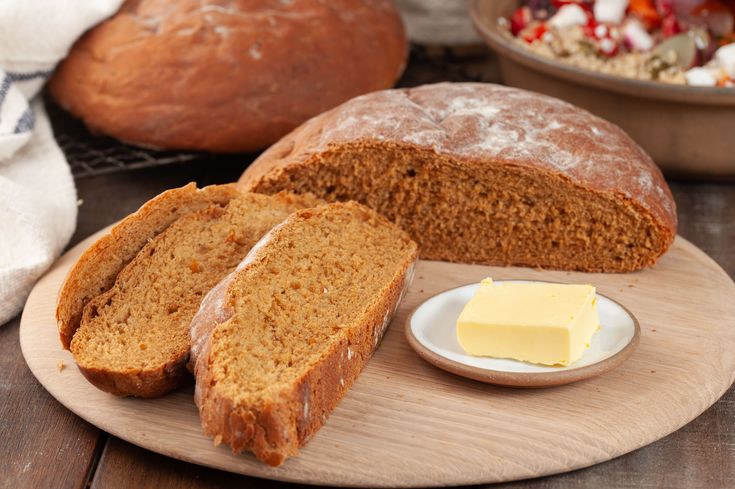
[0,315,100,489]
[90,437,286,489]
[19,229,735,487]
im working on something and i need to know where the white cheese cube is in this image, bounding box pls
[623,19,653,51]
[549,4,588,29]
[715,43,735,78]
[685,67,717,86]
[595,0,629,25]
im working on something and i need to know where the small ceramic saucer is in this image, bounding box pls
[405,280,640,388]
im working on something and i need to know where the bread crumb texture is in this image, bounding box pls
[241,83,677,272]
[56,183,242,350]
[69,190,320,398]
[190,201,417,466]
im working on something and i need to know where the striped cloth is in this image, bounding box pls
[0,68,51,160]
[0,0,125,162]
[0,1,123,325]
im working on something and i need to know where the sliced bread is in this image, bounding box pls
[56,182,241,349]
[189,201,418,466]
[69,190,320,398]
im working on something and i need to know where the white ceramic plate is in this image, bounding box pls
[405,280,640,387]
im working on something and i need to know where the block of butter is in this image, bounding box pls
[456,278,600,366]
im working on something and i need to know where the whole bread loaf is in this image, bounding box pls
[240,82,677,272]
[48,0,406,152]
[61,186,319,397]
[189,202,418,466]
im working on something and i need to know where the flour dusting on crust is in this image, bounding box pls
[261,83,675,228]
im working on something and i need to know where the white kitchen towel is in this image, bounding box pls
[0,1,124,325]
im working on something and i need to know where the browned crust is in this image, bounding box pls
[56,183,242,349]
[48,0,407,152]
[189,204,418,466]
[238,83,677,271]
[76,352,190,398]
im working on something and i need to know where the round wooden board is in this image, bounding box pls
[20,230,735,487]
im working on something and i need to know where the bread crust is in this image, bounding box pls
[56,183,241,349]
[48,0,407,152]
[189,205,418,466]
[239,82,677,271]
[75,353,190,398]
[239,83,675,231]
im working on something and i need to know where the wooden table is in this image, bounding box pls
[2,162,734,489]
[2,51,734,489]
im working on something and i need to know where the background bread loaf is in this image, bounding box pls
[49,0,407,152]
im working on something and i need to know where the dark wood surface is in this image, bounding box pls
[2,51,734,489]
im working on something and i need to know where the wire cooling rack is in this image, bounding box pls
[48,45,499,179]
[46,98,201,178]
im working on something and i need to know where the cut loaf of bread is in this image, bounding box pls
[68,189,320,397]
[189,201,418,466]
[240,82,678,273]
[56,183,241,349]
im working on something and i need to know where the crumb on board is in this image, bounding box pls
[213,435,223,446]
[57,361,65,372]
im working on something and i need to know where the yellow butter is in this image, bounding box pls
[456,278,600,366]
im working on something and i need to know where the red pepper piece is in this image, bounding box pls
[655,0,675,16]
[522,23,548,42]
[582,12,599,38]
[510,6,533,36]
[661,13,682,37]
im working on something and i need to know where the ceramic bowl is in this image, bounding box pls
[471,0,735,179]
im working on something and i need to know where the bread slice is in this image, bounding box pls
[69,191,320,398]
[240,82,677,272]
[189,201,418,466]
[56,182,241,349]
